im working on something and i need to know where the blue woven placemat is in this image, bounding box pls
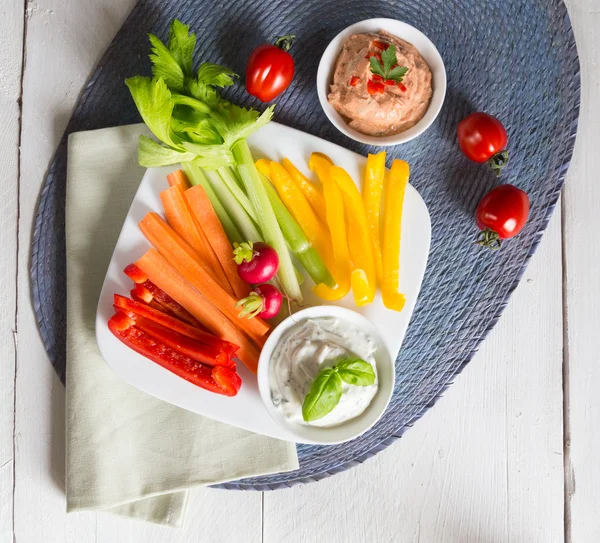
[31,0,579,490]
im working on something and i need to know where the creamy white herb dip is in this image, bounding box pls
[269,317,379,427]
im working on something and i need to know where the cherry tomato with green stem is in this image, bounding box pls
[246,35,295,102]
[475,184,530,250]
[457,112,509,175]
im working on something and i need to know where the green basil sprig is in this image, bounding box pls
[302,359,376,422]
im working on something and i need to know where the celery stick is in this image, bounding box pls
[203,168,263,243]
[181,162,243,243]
[233,140,302,302]
[218,166,258,223]
[261,173,334,287]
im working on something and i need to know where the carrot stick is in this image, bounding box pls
[139,212,270,343]
[161,185,233,294]
[136,249,261,372]
[185,185,250,299]
[167,169,191,191]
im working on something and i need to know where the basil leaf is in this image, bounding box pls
[337,359,376,386]
[302,369,342,422]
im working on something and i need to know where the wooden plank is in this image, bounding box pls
[0,1,24,541]
[264,209,563,543]
[562,1,600,542]
[14,1,263,540]
[95,489,261,543]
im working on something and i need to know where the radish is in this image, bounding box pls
[235,284,283,320]
[233,241,279,284]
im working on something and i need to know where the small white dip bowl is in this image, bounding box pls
[257,306,396,444]
[317,18,447,146]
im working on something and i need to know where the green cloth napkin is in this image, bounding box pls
[65,124,298,527]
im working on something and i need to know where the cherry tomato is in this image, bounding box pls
[246,35,295,102]
[475,184,530,250]
[457,112,509,174]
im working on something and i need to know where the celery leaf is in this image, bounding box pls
[138,135,197,167]
[168,20,196,78]
[149,35,185,92]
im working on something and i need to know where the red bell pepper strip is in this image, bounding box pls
[126,263,202,327]
[130,283,153,304]
[123,312,235,368]
[113,294,238,356]
[142,281,202,328]
[130,284,178,318]
[108,313,241,396]
[124,263,148,284]
[212,366,243,396]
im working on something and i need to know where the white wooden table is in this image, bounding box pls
[1,1,598,541]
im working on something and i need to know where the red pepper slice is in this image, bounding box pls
[131,283,153,304]
[125,312,235,368]
[397,82,407,92]
[141,280,201,328]
[367,79,385,95]
[371,74,384,82]
[130,285,178,318]
[384,79,396,86]
[212,366,243,396]
[364,52,382,62]
[124,263,148,284]
[125,264,202,328]
[114,294,238,356]
[108,313,241,396]
[348,76,360,87]
[371,39,390,50]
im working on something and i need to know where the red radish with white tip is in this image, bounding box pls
[235,284,283,320]
[233,241,279,284]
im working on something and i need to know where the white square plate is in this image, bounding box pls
[96,122,431,443]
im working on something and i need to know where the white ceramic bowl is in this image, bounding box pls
[257,306,396,444]
[317,18,447,146]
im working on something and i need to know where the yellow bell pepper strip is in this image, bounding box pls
[382,159,409,311]
[308,153,335,186]
[281,158,327,223]
[330,166,376,306]
[310,160,351,301]
[363,152,386,283]
[255,158,272,179]
[269,162,334,268]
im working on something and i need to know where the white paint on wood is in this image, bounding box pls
[0,1,23,541]
[264,210,564,543]
[562,1,600,542]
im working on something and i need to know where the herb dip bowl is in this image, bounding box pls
[317,18,447,146]
[257,306,396,444]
